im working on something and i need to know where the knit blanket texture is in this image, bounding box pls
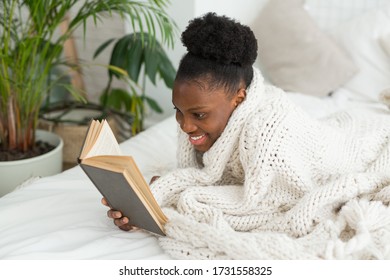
[150,68,390,259]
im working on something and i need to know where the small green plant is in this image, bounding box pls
[94,32,176,135]
[0,0,175,158]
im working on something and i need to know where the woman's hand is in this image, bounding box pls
[101,197,134,231]
[101,175,159,231]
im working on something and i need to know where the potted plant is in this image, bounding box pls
[0,0,176,196]
[38,99,135,170]
[39,32,177,168]
[94,32,177,134]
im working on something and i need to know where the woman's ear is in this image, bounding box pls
[234,88,246,107]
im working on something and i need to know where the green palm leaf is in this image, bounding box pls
[0,0,176,151]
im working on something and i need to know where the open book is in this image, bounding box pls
[78,119,167,236]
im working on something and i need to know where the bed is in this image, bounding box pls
[1,0,390,260]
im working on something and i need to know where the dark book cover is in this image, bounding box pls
[80,164,165,236]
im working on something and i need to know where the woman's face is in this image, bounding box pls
[172,80,245,153]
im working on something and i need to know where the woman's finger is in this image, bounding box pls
[107,209,123,219]
[119,223,134,231]
[101,197,109,207]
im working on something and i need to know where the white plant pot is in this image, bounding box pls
[0,130,63,197]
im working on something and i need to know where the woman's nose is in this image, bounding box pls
[178,115,197,133]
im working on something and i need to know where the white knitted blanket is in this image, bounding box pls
[151,68,390,259]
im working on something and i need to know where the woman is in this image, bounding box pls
[103,13,390,259]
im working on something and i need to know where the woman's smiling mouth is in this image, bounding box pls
[189,134,207,145]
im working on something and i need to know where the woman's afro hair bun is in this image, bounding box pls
[181,12,258,66]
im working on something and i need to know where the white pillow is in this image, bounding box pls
[253,0,357,97]
[329,6,390,103]
[304,0,388,30]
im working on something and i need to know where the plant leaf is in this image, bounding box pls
[144,43,160,85]
[109,35,131,78]
[144,95,163,113]
[158,51,176,89]
[93,38,116,59]
[125,34,144,82]
[100,88,132,111]
[106,65,128,78]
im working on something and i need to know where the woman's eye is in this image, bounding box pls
[194,113,206,119]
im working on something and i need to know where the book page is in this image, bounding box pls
[123,162,168,224]
[81,120,122,159]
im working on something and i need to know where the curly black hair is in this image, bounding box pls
[175,12,258,95]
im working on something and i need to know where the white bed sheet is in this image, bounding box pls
[0,116,177,260]
[2,1,390,259]
[0,90,384,260]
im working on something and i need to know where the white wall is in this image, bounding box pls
[143,0,269,127]
[194,0,267,26]
[73,8,127,102]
